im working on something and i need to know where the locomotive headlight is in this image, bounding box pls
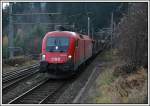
[68,55,72,59]
[42,54,46,60]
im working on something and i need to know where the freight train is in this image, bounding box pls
[39,30,104,78]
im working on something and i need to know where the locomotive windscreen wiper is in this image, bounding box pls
[48,50,54,52]
[47,48,54,52]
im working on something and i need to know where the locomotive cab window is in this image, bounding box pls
[46,37,69,52]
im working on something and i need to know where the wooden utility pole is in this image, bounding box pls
[8,3,14,59]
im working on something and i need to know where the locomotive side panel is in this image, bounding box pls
[78,39,85,66]
[87,40,93,59]
[74,39,80,70]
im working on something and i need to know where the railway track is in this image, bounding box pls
[2,70,39,95]
[2,64,39,83]
[3,54,104,104]
[3,51,104,104]
[8,79,67,104]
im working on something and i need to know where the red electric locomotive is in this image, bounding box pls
[40,31,93,77]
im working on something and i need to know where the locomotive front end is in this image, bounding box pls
[40,32,75,75]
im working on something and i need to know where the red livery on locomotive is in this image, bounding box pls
[40,30,98,78]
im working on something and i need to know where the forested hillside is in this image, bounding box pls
[2,2,128,58]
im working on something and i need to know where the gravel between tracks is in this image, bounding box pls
[2,73,49,104]
[56,53,106,104]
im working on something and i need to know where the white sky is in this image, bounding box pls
[2,3,9,9]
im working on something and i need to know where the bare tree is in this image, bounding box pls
[115,3,148,68]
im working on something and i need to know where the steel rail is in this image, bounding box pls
[2,64,39,83]
[3,63,39,77]
[8,79,50,104]
[2,70,39,94]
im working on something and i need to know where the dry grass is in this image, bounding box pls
[85,49,148,104]
[112,67,148,103]
[93,67,116,103]
[91,66,147,103]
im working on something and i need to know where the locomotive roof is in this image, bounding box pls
[45,31,91,40]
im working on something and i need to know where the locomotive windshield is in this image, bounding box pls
[46,37,69,52]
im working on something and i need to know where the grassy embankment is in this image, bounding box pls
[86,49,148,104]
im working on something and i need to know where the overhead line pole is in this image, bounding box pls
[8,3,14,59]
[111,12,114,49]
[88,16,90,37]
